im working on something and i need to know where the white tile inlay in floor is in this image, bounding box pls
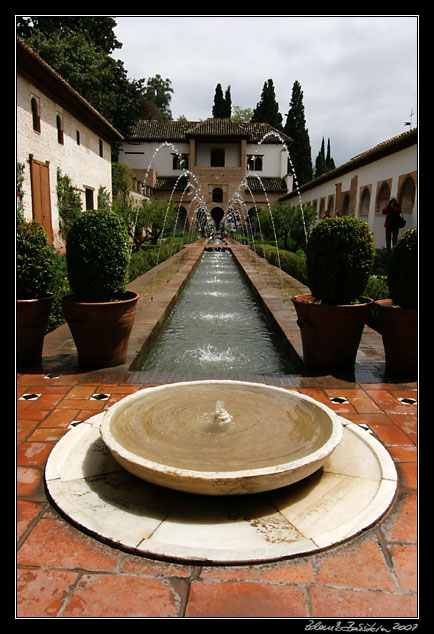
[45,412,397,564]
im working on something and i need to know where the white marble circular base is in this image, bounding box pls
[45,412,397,564]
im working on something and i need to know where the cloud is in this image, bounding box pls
[112,15,418,165]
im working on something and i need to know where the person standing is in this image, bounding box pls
[382,198,403,249]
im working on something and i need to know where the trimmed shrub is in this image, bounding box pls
[66,210,130,302]
[248,242,308,285]
[17,221,56,299]
[306,217,375,305]
[387,227,417,309]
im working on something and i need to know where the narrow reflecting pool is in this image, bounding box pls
[140,249,293,373]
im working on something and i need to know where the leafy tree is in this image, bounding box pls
[17,16,122,54]
[283,80,313,187]
[141,200,177,244]
[212,83,231,117]
[251,79,283,130]
[56,169,82,240]
[141,74,174,120]
[232,105,253,123]
[112,163,135,205]
[17,18,145,156]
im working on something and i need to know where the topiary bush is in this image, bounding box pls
[17,220,57,299]
[66,210,130,302]
[306,217,375,305]
[387,227,417,309]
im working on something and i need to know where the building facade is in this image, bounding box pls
[280,128,417,248]
[118,118,293,232]
[17,38,123,248]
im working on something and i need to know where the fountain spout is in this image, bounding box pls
[215,400,232,425]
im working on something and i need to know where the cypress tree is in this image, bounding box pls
[326,138,336,171]
[251,79,283,130]
[315,137,327,178]
[224,86,232,118]
[213,83,231,118]
[283,80,313,186]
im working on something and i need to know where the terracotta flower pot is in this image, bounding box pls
[375,299,417,378]
[17,294,54,368]
[61,291,139,369]
[292,294,373,370]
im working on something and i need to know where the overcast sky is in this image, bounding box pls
[111,15,418,167]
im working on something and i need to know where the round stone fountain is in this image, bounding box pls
[100,381,343,496]
[45,380,397,564]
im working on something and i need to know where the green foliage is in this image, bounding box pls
[22,27,145,146]
[112,162,135,203]
[256,204,316,249]
[387,227,418,309]
[17,162,25,222]
[283,80,313,186]
[57,169,82,239]
[142,200,177,244]
[306,217,375,305]
[128,237,184,282]
[364,275,390,301]
[363,274,390,333]
[314,137,336,178]
[212,83,231,118]
[97,186,111,212]
[17,221,57,299]
[232,106,253,123]
[249,243,307,285]
[17,16,122,54]
[47,252,70,332]
[66,210,130,302]
[251,79,283,130]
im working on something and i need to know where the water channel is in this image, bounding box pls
[140,248,294,374]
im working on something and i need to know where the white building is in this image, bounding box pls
[280,128,417,248]
[16,37,123,248]
[118,119,293,231]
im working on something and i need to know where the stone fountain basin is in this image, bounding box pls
[100,380,343,496]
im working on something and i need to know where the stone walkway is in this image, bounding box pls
[17,242,418,619]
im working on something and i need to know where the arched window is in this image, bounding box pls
[377,182,390,212]
[31,97,40,132]
[173,154,189,170]
[56,115,64,144]
[399,176,416,213]
[212,188,223,202]
[341,194,350,215]
[247,155,263,171]
[359,188,370,216]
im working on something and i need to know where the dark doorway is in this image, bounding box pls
[211,207,224,229]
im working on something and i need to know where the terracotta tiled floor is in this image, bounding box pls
[16,243,418,619]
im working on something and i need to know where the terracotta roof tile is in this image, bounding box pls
[128,119,292,146]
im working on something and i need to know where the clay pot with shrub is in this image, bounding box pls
[375,227,417,378]
[17,220,56,368]
[292,216,375,371]
[61,210,139,368]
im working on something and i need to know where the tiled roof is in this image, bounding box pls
[246,177,287,192]
[128,118,292,146]
[154,176,190,191]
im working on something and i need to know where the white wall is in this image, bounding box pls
[289,144,417,248]
[17,74,113,247]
